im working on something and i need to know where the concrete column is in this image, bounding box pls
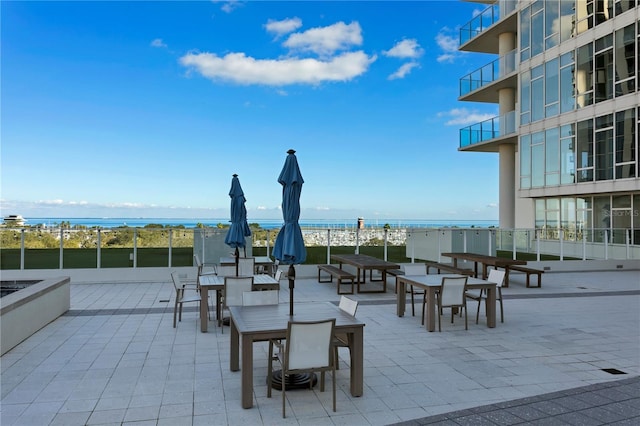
[499,143,516,228]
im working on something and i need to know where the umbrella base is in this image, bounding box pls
[268,370,317,390]
[222,317,230,326]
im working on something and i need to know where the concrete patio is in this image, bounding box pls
[1,268,639,425]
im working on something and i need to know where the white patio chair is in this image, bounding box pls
[242,289,279,306]
[434,276,468,331]
[171,271,201,328]
[402,263,427,317]
[220,276,253,332]
[466,268,506,323]
[334,296,358,370]
[267,319,337,418]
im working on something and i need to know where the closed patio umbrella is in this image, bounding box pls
[224,174,252,276]
[272,149,306,316]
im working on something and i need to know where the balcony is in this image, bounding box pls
[459,49,517,103]
[459,0,518,54]
[459,110,517,152]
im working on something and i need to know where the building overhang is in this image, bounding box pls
[459,11,518,54]
[459,72,517,103]
[459,134,517,152]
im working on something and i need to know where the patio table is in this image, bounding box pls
[441,252,526,287]
[396,274,497,331]
[330,254,399,293]
[198,274,279,332]
[219,256,274,274]
[229,302,365,409]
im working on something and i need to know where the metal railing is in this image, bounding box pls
[1,225,638,271]
[459,49,517,96]
[459,110,516,148]
[460,0,518,46]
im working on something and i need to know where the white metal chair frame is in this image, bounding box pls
[402,263,427,317]
[267,319,337,418]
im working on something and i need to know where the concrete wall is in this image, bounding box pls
[1,277,70,355]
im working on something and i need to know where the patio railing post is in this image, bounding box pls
[384,228,388,261]
[355,227,360,254]
[20,229,25,270]
[438,230,442,263]
[266,230,270,258]
[604,230,609,260]
[582,231,587,260]
[168,229,173,267]
[59,228,64,269]
[326,229,331,264]
[559,229,564,261]
[133,228,138,268]
[626,229,630,259]
[97,229,101,269]
[536,229,541,261]
[512,230,516,260]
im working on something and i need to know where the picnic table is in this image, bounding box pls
[440,252,526,288]
[330,254,400,293]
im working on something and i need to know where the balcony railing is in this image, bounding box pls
[460,49,517,97]
[459,0,518,46]
[459,110,516,148]
[1,225,638,271]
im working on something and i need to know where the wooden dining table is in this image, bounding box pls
[197,274,279,332]
[330,254,400,293]
[395,274,497,332]
[440,252,526,287]
[229,302,365,409]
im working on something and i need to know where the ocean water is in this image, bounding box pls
[24,217,498,229]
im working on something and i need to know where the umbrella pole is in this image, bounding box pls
[235,247,239,276]
[288,264,295,316]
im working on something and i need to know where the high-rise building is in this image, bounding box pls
[458,0,639,246]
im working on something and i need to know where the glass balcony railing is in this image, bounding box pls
[459,110,516,148]
[1,224,638,271]
[459,49,517,97]
[459,0,517,46]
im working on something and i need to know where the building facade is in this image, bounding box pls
[458,0,639,245]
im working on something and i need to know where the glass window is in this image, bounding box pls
[595,114,614,181]
[562,197,577,240]
[520,70,531,125]
[545,128,560,185]
[576,43,593,108]
[611,195,632,244]
[615,0,636,15]
[560,52,575,113]
[615,108,636,179]
[575,0,594,35]
[595,34,614,103]
[633,193,640,245]
[615,25,636,96]
[545,58,559,117]
[535,199,545,229]
[520,135,531,189]
[531,65,544,122]
[520,5,531,62]
[532,132,545,187]
[560,124,576,184]
[577,119,594,182]
[577,196,592,241]
[559,0,574,42]
[531,8,544,58]
[544,0,559,49]
[594,196,611,242]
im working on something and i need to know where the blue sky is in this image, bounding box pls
[1,1,499,222]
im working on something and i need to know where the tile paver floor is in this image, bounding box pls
[1,269,639,425]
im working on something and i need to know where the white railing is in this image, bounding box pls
[1,225,638,271]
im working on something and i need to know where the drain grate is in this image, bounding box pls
[577,286,588,289]
[602,368,627,375]
[159,299,170,303]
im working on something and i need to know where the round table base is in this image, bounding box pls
[268,370,317,390]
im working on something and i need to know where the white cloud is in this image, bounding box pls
[150,38,167,48]
[487,203,498,208]
[438,108,496,126]
[383,39,423,59]
[218,1,243,14]
[435,28,463,63]
[265,18,303,38]
[180,51,375,86]
[256,206,267,210]
[283,21,363,56]
[388,62,419,80]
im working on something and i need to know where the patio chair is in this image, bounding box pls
[171,271,202,328]
[220,276,253,332]
[242,289,279,306]
[237,257,255,276]
[194,254,217,319]
[401,263,427,318]
[434,276,468,331]
[334,296,358,370]
[267,319,337,418]
[466,268,506,324]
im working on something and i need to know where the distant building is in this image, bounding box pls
[3,215,26,226]
[457,0,639,245]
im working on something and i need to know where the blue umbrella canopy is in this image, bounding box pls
[224,174,251,250]
[273,150,306,265]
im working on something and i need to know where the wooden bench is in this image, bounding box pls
[423,260,475,276]
[508,265,544,288]
[317,265,355,294]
